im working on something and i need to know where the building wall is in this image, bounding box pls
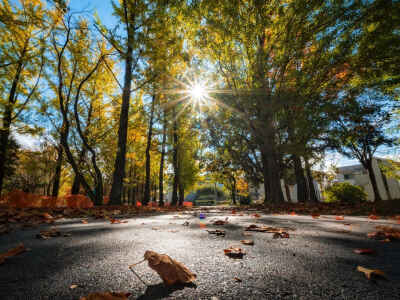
[336,158,400,201]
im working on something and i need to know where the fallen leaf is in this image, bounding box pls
[213,220,227,225]
[42,213,54,220]
[81,219,88,224]
[110,219,128,224]
[240,240,254,245]
[289,211,296,216]
[207,230,226,236]
[231,210,236,215]
[141,250,196,285]
[80,292,131,300]
[311,214,320,219]
[224,247,246,259]
[234,277,242,282]
[368,215,379,220]
[273,232,289,239]
[0,243,26,264]
[199,223,206,229]
[36,228,61,239]
[335,216,344,220]
[70,284,78,289]
[353,249,375,255]
[253,213,260,218]
[245,224,293,233]
[357,266,386,280]
[368,226,400,241]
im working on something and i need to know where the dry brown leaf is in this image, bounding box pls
[311,214,320,219]
[240,240,254,245]
[245,224,293,233]
[273,232,290,239]
[234,277,242,282]
[207,230,226,236]
[213,220,227,225]
[80,292,131,300]
[224,247,246,259]
[70,284,78,289]
[143,250,196,285]
[0,243,27,264]
[357,266,386,280]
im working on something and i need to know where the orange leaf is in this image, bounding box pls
[42,213,54,220]
[335,216,344,220]
[353,248,375,255]
[240,240,254,245]
[289,211,296,216]
[311,214,320,219]
[253,213,261,218]
[368,215,379,220]
[0,243,26,264]
[357,266,386,280]
[199,223,206,228]
[80,292,131,300]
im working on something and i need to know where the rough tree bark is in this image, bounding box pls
[304,158,318,202]
[143,95,156,205]
[293,154,307,202]
[171,106,179,206]
[51,145,63,197]
[158,111,167,207]
[365,160,382,201]
[109,1,134,205]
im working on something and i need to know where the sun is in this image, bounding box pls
[189,83,207,101]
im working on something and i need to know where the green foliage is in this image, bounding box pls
[324,182,367,204]
[195,185,225,199]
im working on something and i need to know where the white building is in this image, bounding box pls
[335,158,400,201]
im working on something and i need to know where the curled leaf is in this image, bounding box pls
[335,216,344,220]
[143,250,196,285]
[357,266,386,280]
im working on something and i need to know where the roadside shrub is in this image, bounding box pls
[324,182,367,203]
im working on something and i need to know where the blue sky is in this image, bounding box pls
[69,0,117,27]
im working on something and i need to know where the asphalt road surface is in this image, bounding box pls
[1,208,400,299]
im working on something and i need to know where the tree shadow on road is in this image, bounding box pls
[137,282,197,300]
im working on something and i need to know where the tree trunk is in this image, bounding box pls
[231,177,237,205]
[261,141,284,203]
[51,145,63,198]
[144,95,156,205]
[305,158,318,202]
[159,112,167,207]
[0,106,12,196]
[109,18,134,205]
[178,183,184,206]
[366,161,382,201]
[0,57,25,196]
[171,107,179,206]
[284,182,291,202]
[293,154,307,202]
